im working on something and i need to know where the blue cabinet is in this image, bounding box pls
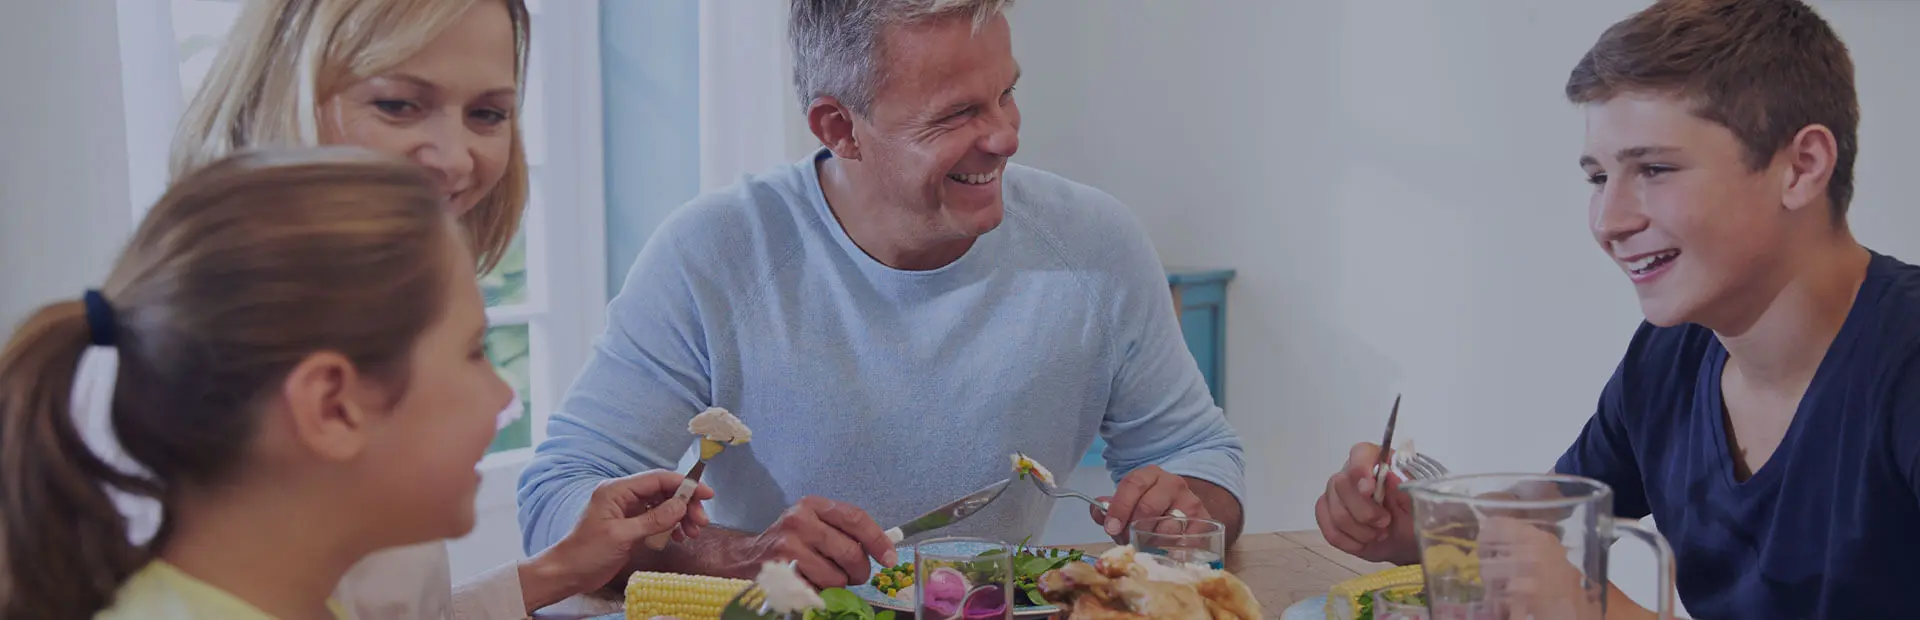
[1082,267,1236,467]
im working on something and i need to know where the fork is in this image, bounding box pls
[719,584,774,620]
[1395,452,1452,481]
[1027,473,1188,519]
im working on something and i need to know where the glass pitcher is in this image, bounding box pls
[1402,473,1675,619]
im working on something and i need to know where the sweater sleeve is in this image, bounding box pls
[1092,200,1247,504]
[515,222,718,555]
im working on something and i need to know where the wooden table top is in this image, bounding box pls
[535,530,1390,619]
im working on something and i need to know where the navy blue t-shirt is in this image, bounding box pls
[1556,250,1920,619]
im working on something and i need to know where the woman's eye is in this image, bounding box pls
[471,108,510,125]
[373,99,419,116]
[1585,173,1608,186]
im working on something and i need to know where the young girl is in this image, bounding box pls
[172,1,717,616]
[0,148,702,620]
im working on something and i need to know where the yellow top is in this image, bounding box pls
[94,561,348,620]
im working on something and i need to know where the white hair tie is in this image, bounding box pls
[74,290,163,546]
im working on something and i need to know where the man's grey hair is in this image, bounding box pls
[790,0,1013,115]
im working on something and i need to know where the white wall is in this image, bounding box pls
[0,2,138,337]
[1006,0,1920,612]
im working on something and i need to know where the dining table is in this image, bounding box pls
[533,529,1392,619]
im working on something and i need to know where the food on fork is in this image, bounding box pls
[1036,545,1260,619]
[759,561,827,613]
[1011,452,1054,484]
[688,407,752,445]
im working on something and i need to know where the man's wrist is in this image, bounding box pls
[518,552,580,613]
[1181,476,1245,545]
[643,527,760,579]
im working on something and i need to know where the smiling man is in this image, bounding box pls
[517,0,1244,590]
[1314,0,1920,617]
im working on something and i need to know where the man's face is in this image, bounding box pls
[1580,93,1792,329]
[853,13,1022,241]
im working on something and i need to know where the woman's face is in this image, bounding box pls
[319,1,518,215]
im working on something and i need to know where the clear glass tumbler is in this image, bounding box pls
[1129,516,1228,569]
[914,537,1013,620]
[1373,588,1432,620]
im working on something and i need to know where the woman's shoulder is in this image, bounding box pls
[334,540,455,619]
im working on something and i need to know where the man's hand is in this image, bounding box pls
[524,471,715,610]
[1092,465,1212,543]
[741,496,898,588]
[1314,442,1420,565]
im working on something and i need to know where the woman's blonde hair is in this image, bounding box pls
[0,147,456,619]
[169,0,531,274]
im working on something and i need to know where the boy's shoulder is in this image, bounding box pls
[1861,250,1920,340]
[1850,250,1920,384]
[1612,250,1920,411]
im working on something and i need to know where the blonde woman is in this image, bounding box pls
[168,1,713,618]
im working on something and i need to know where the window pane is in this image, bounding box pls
[486,324,533,454]
[480,228,529,307]
[172,0,242,101]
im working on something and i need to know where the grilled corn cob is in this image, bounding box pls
[1325,564,1424,620]
[624,571,752,620]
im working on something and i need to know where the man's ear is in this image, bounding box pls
[279,351,374,462]
[807,97,861,161]
[1780,123,1838,215]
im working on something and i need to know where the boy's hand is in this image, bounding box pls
[1314,442,1420,565]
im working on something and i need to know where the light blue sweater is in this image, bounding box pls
[517,149,1245,554]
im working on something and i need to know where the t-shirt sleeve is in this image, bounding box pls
[1554,354,1653,520]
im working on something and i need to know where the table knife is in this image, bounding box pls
[884,477,1013,543]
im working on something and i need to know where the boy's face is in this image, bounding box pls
[1580,92,1791,329]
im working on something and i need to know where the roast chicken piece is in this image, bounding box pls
[1036,546,1260,620]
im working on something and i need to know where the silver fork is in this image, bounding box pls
[718,584,774,620]
[1027,473,1188,519]
[1396,452,1452,481]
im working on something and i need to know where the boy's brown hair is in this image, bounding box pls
[1566,0,1859,220]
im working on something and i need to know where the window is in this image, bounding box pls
[144,1,607,473]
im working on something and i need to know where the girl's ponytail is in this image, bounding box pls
[0,301,152,620]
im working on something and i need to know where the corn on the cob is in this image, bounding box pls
[1325,564,1424,620]
[624,571,752,620]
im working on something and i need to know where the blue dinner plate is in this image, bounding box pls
[847,541,1092,618]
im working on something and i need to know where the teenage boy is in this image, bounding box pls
[1314,1,1920,617]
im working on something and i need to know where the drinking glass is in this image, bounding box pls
[914,537,1013,620]
[1373,588,1431,620]
[1129,516,1227,569]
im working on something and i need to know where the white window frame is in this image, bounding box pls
[475,0,608,507]
[115,0,607,518]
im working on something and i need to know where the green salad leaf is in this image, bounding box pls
[806,587,894,620]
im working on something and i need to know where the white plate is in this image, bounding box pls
[1282,595,1329,620]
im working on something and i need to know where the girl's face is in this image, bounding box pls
[319,0,518,215]
[353,229,513,541]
